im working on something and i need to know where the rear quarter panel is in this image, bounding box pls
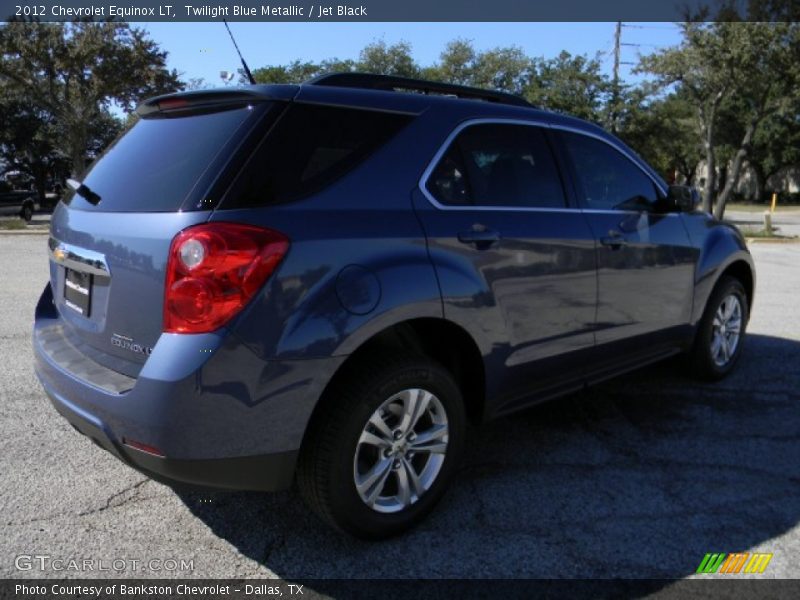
[218,109,460,360]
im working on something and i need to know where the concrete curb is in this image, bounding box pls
[0,229,49,235]
[746,237,800,244]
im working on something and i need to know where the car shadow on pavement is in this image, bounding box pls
[177,333,800,581]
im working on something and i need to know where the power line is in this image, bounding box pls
[622,24,679,30]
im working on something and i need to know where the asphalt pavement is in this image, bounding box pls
[0,234,798,582]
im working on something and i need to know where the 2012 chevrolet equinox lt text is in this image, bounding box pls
[33,73,755,539]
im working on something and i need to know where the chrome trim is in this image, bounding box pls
[49,237,110,277]
[418,117,670,213]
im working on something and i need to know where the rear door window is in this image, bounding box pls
[65,105,266,212]
[425,123,567,209]
[222,104,412,208]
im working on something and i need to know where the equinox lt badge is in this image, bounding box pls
[110,333,152,356]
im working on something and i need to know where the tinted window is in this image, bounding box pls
[65,106,262,212]
[426,124,566,209]
[427,145,470,206]
[561,131,659,211]
[223,104,411,208]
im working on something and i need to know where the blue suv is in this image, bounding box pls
[33,73,755,538]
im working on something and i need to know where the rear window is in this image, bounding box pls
[221,103,411,208]
[64,105,265,212]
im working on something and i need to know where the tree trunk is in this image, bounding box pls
[702,141,716,213]
[678,158,697,186]
[69,124,88,178]
[714,120,758,220]
[750,161,766,204]
[701,119,716,213]
[71,154,85,178]
[33,171,47,203]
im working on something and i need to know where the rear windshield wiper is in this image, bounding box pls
[66,178,101,206]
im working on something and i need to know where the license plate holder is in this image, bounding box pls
[64,268,92,317]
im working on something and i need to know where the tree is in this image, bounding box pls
[428,39,477,86]
[0,87,67,200]
[0,21,182,176]
[525,51,610,122]
[251,58,356,84]
[248,39,608,126]
[639,20,800,218]
[745,111,800,201]
[357,40,419,78]
[618,90,704,185]
[426,39,533,96]
[249,42,416,85]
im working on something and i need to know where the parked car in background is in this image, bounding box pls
[0,175,37,221]
[42,182,64,212]
[33,74,755,539]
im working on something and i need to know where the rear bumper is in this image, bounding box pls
[33,283,344,491]
[43,382,298,491]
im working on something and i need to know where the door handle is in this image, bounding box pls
[600,231,627,250]
[458,227,500,249]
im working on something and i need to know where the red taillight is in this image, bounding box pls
[164,223,289,334]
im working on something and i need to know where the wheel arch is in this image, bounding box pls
[299,317,487,452]
[719,259,754,314]
[691,222,755,325]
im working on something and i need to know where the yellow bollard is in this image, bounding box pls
[771,192,777,213]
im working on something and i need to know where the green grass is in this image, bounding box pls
[0,218,27,230]
[739,226,798,240]
[726,203,800,213]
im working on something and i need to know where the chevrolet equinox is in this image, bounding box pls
[33,73,755,538]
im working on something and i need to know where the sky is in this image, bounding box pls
[140,22,683,87]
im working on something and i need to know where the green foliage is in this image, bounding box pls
[358,40,419,78]
[525,51,610,122]
[250,40,413,84]
[431,42,534,96]
[428,39,477,86]
[0,88,67,199]
[251,39,608,122]
[618,91,703,184]
[0,21,182,175]
[637,17,800,218]
[3,17,799,217]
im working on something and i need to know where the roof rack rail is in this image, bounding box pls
[307,72,533,108]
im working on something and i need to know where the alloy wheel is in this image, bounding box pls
[710,294,742,367]
[353,388,449,513]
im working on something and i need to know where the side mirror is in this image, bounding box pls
[666,185,701,213]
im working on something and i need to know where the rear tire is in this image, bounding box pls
[20,202,33,222]
[297,353,466,539]
[690,276,749,380]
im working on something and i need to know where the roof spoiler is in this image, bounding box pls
[136,86,298,116]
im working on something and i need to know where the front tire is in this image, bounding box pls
[690,276,749,380]
[297,354,466,539]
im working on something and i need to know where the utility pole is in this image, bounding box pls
[611,21,622,134]
[613,21,622,91]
